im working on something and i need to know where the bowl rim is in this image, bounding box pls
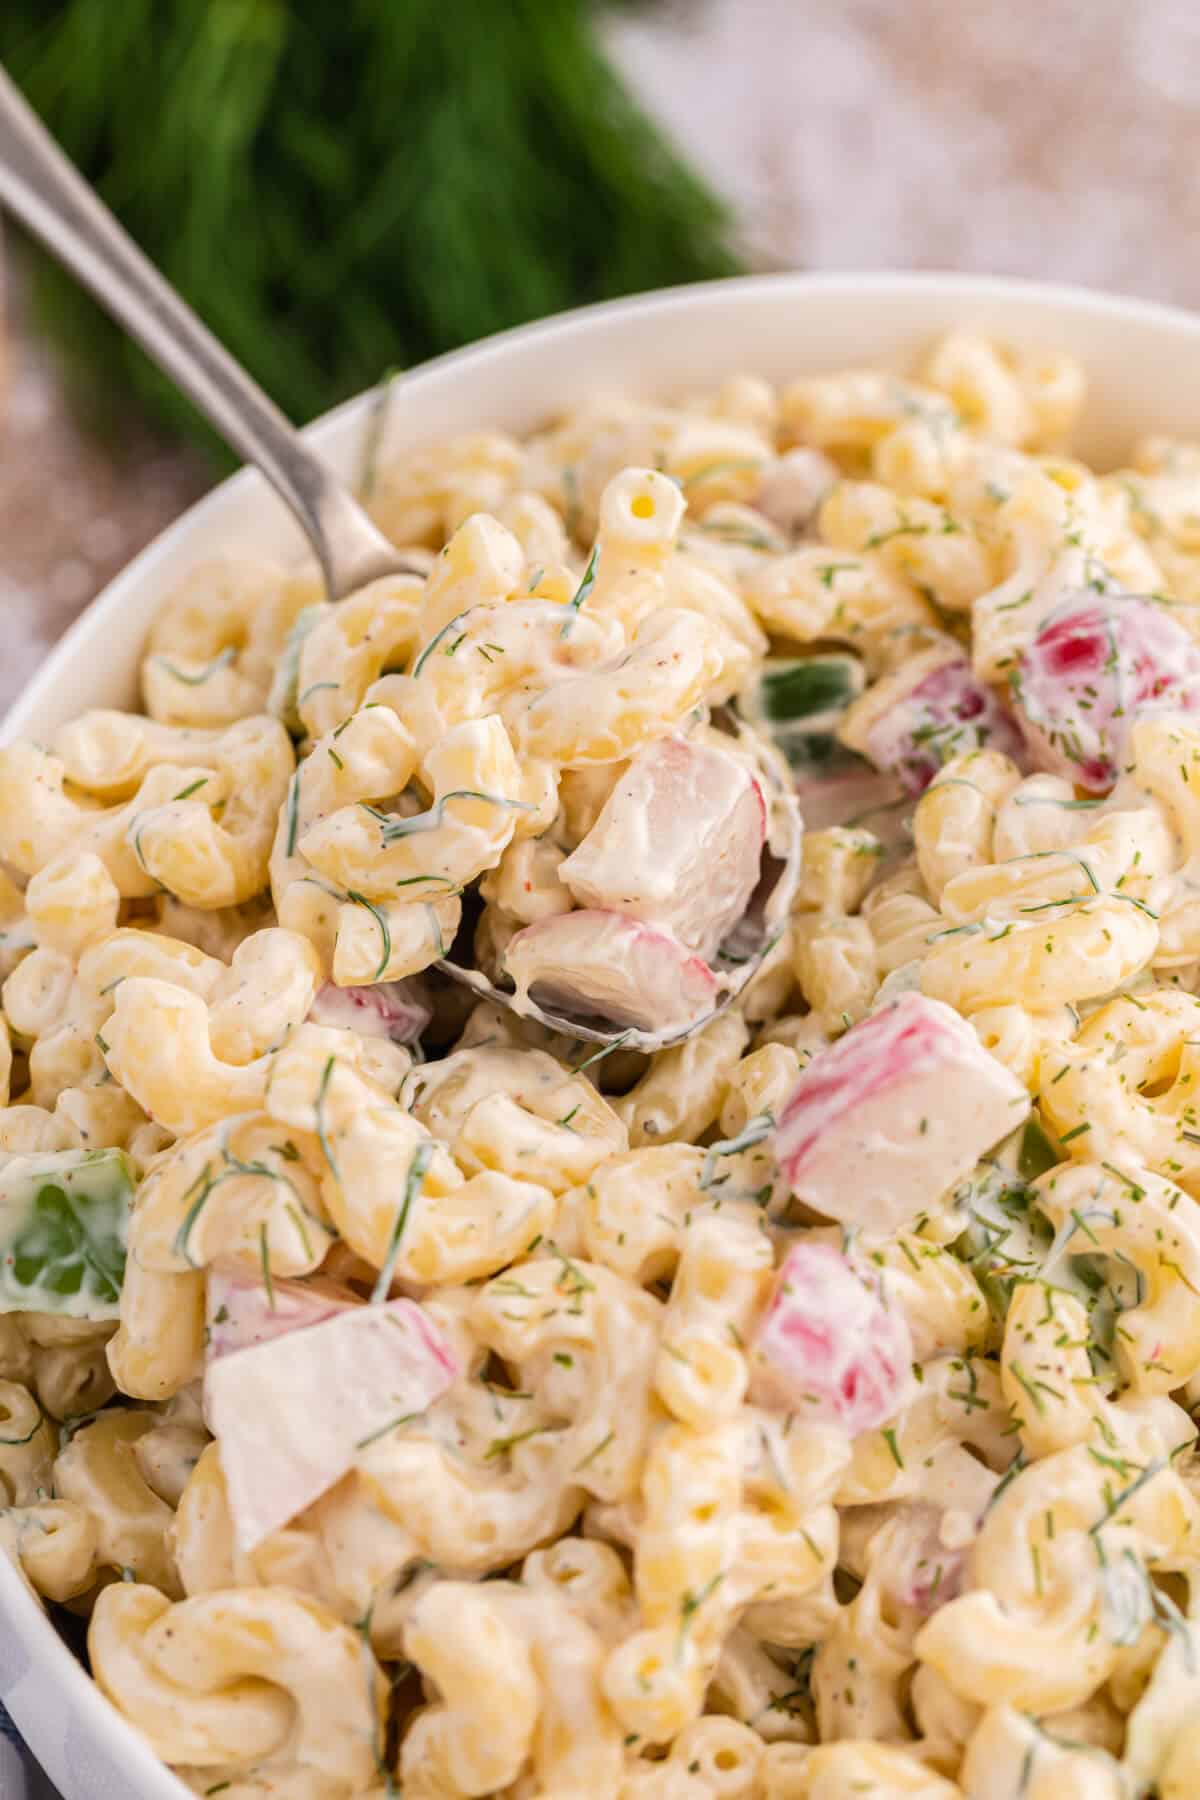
[5,264,1200,1796]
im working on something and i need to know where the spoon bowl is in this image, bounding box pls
[436,714,802,1051]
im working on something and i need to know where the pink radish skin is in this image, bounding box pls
[865,654,1024,795]
[308,979,430,1044]
[1012,592,1200,792]
[750,1241,914,1436]
[773,993,1029,1234]
[559,735,767,959]
[206,1269,358,1359]
[504,909,719,1033]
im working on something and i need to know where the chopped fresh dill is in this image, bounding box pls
[346,889,392,980]
[881,1427,904,1469]
[315,1055,341,1181]
[355,1410,419,1451]
[676,1571,725,1659]
[573,1428,615,1471]
[371,1142,435,1302]
[559,543,600,638]
[412,611,469,677]
[367,789,534,845]
[153,647,236,685]
[1089,1458,1165,1535]
[172,777,209,802]
[699,1111,775,1195]
[259,1223,275,1311]
[285,771,302,857]
[571,1032,635,1075]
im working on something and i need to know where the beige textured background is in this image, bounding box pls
[3,0,1200,710]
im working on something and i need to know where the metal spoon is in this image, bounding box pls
[0,65,801,1052]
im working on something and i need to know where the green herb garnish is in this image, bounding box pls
[371,1142,435,1302]
[559,544,600,639]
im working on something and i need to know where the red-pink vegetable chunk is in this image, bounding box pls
[308,979,430,1044]
[865,653,1024,795]
[559,735,766,959]
[206,1269,356,1360]
[750,1241,914,1435]
[204,1279,456,1551]
[1012,592,1200,792]
[504,909,719,1033]
[773,993,1029,1233]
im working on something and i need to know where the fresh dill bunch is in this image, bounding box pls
[0,0,741,465]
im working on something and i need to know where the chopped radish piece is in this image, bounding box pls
[559,736,766,958]
[206,1269,357,1360]
[308,979,430,1044]
[504,910,719,1033]
[843,647,1024,795]
[753,449,838,535]
[204,1288,456,1551]
[750,1241,914,1435]
[774,993,1029,1233]
[1011,592,1200,792]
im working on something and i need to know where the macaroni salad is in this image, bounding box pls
[5,332,1200,1798]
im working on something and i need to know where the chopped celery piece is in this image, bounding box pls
[758,654,863,728]
[740,655,867,778]
[0,1148,134,1319]
[268,603,329,736]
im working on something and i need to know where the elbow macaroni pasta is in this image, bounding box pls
[15,329,1200,1800]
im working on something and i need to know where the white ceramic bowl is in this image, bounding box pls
[5,269,1200,1797]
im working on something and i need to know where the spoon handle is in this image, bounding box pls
[0,63,402,598]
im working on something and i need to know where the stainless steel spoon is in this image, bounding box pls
[0,64,801,1053]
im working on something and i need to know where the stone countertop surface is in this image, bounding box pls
[4,0,1200,713]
